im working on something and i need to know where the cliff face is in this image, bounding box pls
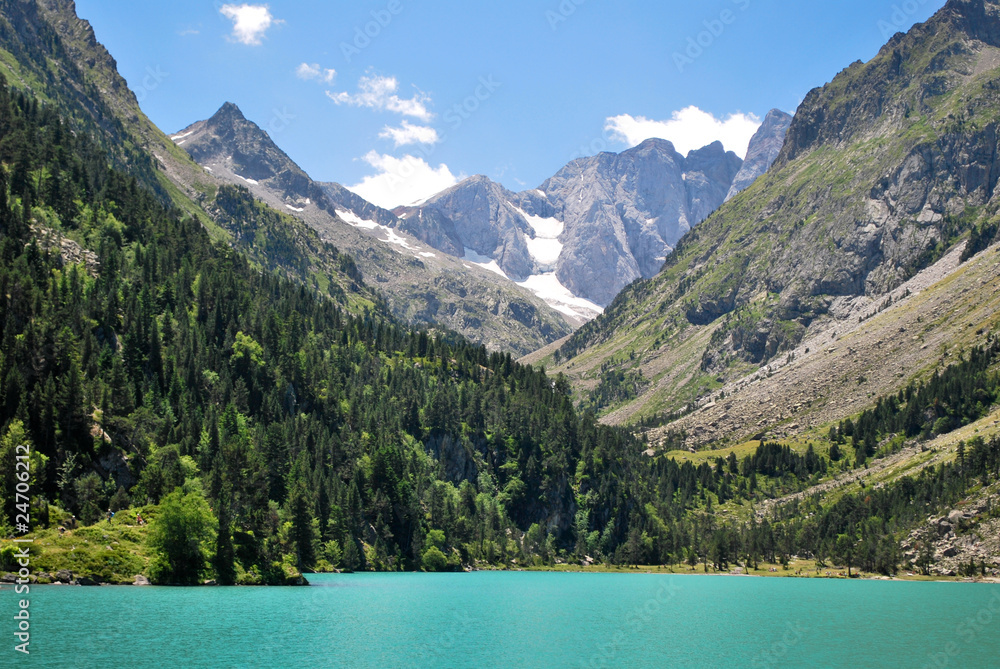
[401,139,744,307]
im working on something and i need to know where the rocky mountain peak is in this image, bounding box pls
[725,109,793,201]
[780,0,1000,165]
[175,102,307,188]
[403,136,758,307]
[631,137,682,155]
[685,141,740,172]
[940,0,1000,44]
[210,101,248,125]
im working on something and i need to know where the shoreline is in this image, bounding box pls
[511,563,1000,584]
[14,568,1000,586]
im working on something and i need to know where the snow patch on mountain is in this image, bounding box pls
[463,248,509,278]
[515,207,564,268]
[338,209,417,251]
[517,274,603,321]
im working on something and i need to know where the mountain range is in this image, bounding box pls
[173,102,790,323]
[166,101,575,355]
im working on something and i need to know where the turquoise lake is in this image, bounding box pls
[20,573,1000,667]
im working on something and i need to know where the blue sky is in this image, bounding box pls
[77,0,945,208]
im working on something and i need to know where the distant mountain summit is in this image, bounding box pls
[175,102,311,196]
[400,138,756,307]
[725,109,793,201]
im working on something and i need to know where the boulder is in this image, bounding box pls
[133,575,150,586]
[76,576,99,586]
[55,569,73,583]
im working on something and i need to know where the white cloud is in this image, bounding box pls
[220,4,281,46]
[378,121,440,147]
[327,75,432,121]
[605,106,761,158]
[348,152,460,209]
[296,62,336,84]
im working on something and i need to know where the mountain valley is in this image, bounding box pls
[0,0,998,590]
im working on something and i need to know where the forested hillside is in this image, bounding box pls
[0,75,648,582]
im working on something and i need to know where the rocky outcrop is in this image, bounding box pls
[174,103,312,198]
[778,0,1000,168]
[726,109,793,201]
[316,182,399,229]
[424,433,480,483]
[902,489,1000,577]
[397,176,537,280]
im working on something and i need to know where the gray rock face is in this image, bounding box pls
[178,103,311,196]
[726,109,793,201]
[404,139,745,306]
[398,176,538,281]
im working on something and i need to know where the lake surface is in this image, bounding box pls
[18,573,1000,667]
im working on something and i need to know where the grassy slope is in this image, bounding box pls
[27,507,156,584]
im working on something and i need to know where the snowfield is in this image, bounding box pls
[337,210,417,251]
[517,273,603,321]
